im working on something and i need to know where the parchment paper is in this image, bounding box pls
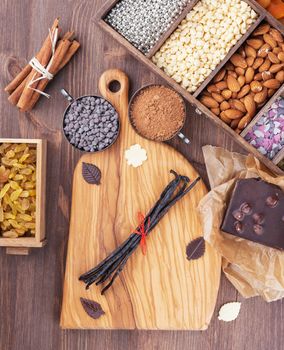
[198,145,284,302]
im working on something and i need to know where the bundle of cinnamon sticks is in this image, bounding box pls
[5,18,80,112]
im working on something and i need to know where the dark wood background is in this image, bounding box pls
[0,1,283,349]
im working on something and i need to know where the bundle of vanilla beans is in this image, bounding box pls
[5,18,80,112]
[80,170,201,294]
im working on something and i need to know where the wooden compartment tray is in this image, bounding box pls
[97,0,284,175]
[0,138,47,255]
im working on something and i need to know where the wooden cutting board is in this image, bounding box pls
[60,69,221,330]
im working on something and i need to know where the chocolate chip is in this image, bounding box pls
[232,210,244,221]
[234,221,243,234]
[266,195,279,208]
[253,224,264,235]
[240,202,252,215]
[252,213,265,225]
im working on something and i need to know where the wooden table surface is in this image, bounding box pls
[0,1,283,349]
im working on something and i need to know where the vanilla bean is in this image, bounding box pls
[80,171,201,294]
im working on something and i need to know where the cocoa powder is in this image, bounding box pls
[130,85,185,141]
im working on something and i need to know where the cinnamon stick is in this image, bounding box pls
[17,18,59,110]
[20,39,74,112]
[8,76,29,105]
[4,65,32,94]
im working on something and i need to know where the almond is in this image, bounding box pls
[257,43,271,58]
[262,71,273,81]
[221,89,232,100]
[207,84,219,93]
[245,44,257,58]
[238,75,246,88]
[227,75,241,92]
[269,28,283,43]
[273,47,282,55]
[254,87,268,104]
[230,99,246,113]
[263,34,277,48]
[211,92,224,103]
[220,111,231,124]
[269,63,284,73]
[213,68,226,83]
[250,81,263,93]
[246,56,255,67]
[253,23,270,36]
[247,38,264,50]
[252,57,264,69]
[278,52,284,62]
[228,71,238,78]
[263,79,281,89]
[276,70,284,83]
[259,58,271,73]
[254,72,263,81]
[211,107,220,116]
[232,92,238,99]
[244,94,256,117]
[245,67,255,84]
[220,101,230,111]
[268,88,275,97]
[230,118,242,129]
[237,84,250,99]
[215,81,228,90]
[200,96,219,108]
[226,62,235,71]
[238,114,252,130]
[224,109,244,119]
[235,67,245,76]
[239,47,246,58]
[268,52,280,64]
[230,54,247,69]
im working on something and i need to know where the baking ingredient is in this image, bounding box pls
[186,237,205,261]
[82,162,101,185]
[105,0,189,55]
[4,18,80,112]
[244,97,284,159]
[221,178,284,249]
[200,23,284,133]
[218,302,241,322]
[80,298,105,320]
[64,96,119,152]
[125,144,147,168]
[152,0,257,93]
[130,85,185,141]
[79,171,201,294]
[267,0,284,20]
[0,143,36,238]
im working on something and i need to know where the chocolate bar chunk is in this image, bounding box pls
[221,178,284,249]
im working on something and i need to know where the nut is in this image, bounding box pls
[245,44,257,58]
[253,23,270,36]
[276,70,284,83]
[278,52,284,62]
[238,113,252,130]
[269,29,283,43]
[247,38,264,50]
[200,96,219,108]
[227,75,240,92]
[237,84,250,98]
[263,79,281,89]
[215,81,228,90]
[220,111,231,124]
[262,71,273,81]
[245,67,255,83]
[246,56,255,67]
[220,101,230,111]
[269,63,284,73]
[250,81,263,93]
[222,89,233,100]
[252,57,264,69]
[263,33,277,48]
[211,92,224,103]
[230,54,247,69]
[268,52,280,64]
[224,109,244,119]
[237,75,246,88]
[211,107,220,116]
[254,88,268,104]
[244,94,256,117]
[213,69,226,83]
[257,43,271,58]
[230,99,246,113]
[259,58,271,72]
[235,67,245,76]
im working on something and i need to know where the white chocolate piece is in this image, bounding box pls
[125,144,147,168]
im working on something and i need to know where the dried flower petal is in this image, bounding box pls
[218,302,241,322]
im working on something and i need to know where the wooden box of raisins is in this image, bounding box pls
[0,139,47,255]
[97,0,284,175]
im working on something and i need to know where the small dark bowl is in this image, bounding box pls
[128,84,187,142]
[61,92,120,153]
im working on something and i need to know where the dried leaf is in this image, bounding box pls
[218,302,241,322]
[186,237,205,261]
[80,298,105,320]
[82,162,101,185]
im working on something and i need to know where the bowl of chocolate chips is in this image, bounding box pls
[61,89,120,152]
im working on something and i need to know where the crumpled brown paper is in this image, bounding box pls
[198,145,284,302]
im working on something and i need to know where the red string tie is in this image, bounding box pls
[133,212,150,256]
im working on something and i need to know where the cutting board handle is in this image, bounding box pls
[99,69,129,118]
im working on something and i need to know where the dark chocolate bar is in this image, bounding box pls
[221,178,284,250]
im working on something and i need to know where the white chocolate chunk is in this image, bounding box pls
[125,144,147,168]
[218,302,241,322]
